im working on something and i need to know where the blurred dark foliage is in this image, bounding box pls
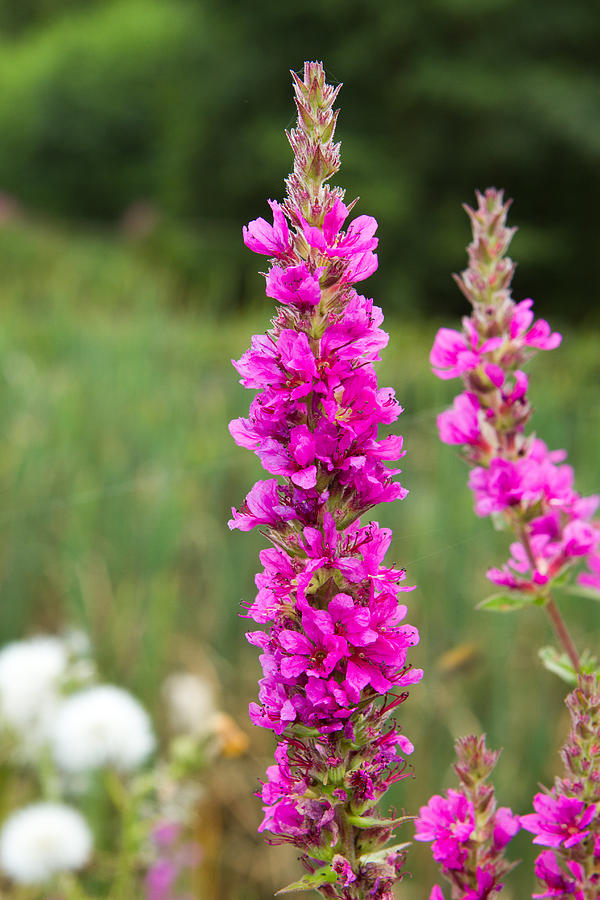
[0,0,598,320]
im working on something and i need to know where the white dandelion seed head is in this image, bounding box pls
[51,684,156,773]
[162,672,217,737]
[0,636,68,739]
[0,802,92,885]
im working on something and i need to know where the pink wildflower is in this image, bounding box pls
[521,794,596,849]
[414,789,475,869]
[265,262,323,307]
[230,61,419,899]
[416,736,519,900]
[242,199,290,256]
[436,392,482,446]
[532,850,586,900]
[431,188,600,600]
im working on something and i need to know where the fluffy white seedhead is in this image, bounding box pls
[163,672,217,736]
[51,684,156,773]
[0,637,68,740]
[0,802,92,884]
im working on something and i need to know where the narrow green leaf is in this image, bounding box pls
[285,724,322,739]
[346,813,413,829]
[476,591,539,612]
[539,646,599,684]
[566,585,600,602]
[358,842,411,864]
[538,646,577,685]
[550,567,573,588]
[276,866,337,895]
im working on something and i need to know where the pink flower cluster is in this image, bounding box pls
[415,736,519,900]
[145,822,201,900]
[431,189,600,597]
[522,675,600,898]
[229,62,422,898]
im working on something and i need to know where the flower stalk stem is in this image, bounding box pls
[544,595,581,674]
[517,522,581,672]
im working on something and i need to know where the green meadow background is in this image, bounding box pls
[0,1,599,897]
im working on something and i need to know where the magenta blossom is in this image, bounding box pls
[436,391,482,446]
[532,850,586,900]
[266,262,323,307]
[578,551,600,592]
[414,789,475,869]
[462,867,503,899]
[509,299,562,350]
[331,854,357,885]
[243,199,290,256]
[228,479,296,532]
[298,198,379,259]
[521,793,597,849]
[492,806,520,851]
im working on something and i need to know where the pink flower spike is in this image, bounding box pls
[231,62,420,898]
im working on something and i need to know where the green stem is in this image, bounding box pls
[545,594,581,674]
[105,771,137,900]
[516,521,580,672]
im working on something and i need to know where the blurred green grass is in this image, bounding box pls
[0,218,598,898]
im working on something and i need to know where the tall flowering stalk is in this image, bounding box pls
[228,62,422,898]
[414,735,519,899]
[425,191,600,898]
[430,188,600,674]
[521,674,600,899]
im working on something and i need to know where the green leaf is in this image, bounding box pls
[476,591,540,612]
[358,842,411,864]
[550,567,573,588]
[538,646,577,684]
[538,646,600,685]
[276,866,337,894]
[566,585,600,602]
[285,724,322,739]
[346,813,413,829]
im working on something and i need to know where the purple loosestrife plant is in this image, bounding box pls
[431,188,600,678]
[522,674,600,899]
[424,192,600,898]
[414,735,519,900]
[228,62,422,898]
